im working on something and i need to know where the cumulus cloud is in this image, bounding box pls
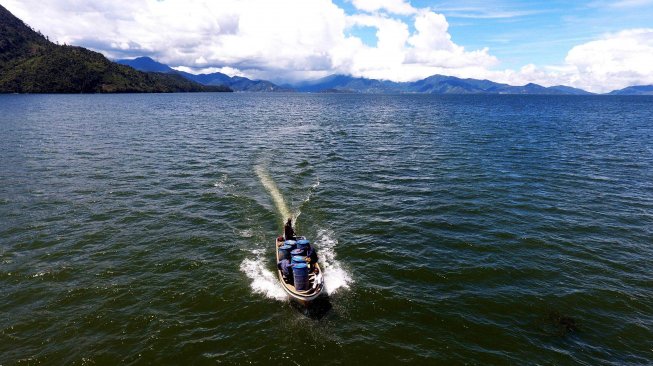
[407,11,496,69]
[3,0,348,78]
[564,29,653,92]
[1,0,495,82]
[490,28,653,93]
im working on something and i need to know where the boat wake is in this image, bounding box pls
[314,229,353,295]
[254,165,292,222]
[239,249,287,301]
[244,164,351,301]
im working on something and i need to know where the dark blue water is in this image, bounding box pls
[1,93,652,365]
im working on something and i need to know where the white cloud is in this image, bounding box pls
[407,11,496,69]
[491,28,653,93]
[330,11,498,82]
[343,14,410,75]
[3,0,348,80]
[564,29,653,92]
[1,0,493,83]
[173,65,246,77]
[350,0,416,15]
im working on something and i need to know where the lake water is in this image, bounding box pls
[1,93,652,365]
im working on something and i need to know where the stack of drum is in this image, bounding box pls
[277,237,312,291]
[292,238,311,290]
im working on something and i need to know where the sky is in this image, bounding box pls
[3,0,653,92]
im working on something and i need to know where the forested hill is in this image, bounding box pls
[0,5,231,93]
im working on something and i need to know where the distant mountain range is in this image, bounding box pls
[121,58,653,95]
[0,5,231,93]
[116,59,595,95]
[116,57,291,92]
[293,74,594,95]
[298,74,653,95]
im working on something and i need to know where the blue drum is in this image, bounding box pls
[292,263,310,291]
[296,239,310,250]
[278,245,293,261]
[291,255,307,264]
[284,240,297,250]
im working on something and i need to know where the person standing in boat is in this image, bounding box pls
[284,218,296,241]
[307,244,318,267]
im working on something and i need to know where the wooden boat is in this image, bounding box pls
[275,236,324,303]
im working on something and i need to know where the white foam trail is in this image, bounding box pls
[239,249,287,301]
[315,229,352,295]
[255,165,292,223]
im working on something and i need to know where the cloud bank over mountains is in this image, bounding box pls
[3,0,653,93]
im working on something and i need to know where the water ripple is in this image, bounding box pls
[1,94,652,364]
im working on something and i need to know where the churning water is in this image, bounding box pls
[1,93,652,364]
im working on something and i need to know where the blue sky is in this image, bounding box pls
[340,0,653,69]
[3,0,653,92]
